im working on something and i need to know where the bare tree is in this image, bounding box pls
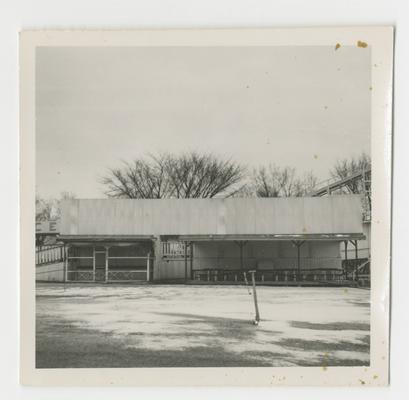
[166,152,245,198]
[36,196,54,222]
[330,153,371,194]
[297,171,318,196]
[102,154,173,199]
[102,152,245,199]
[249,165,317,198]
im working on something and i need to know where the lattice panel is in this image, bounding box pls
[95,271,106,281]
[108,270,146,281]
[68,271,94,281]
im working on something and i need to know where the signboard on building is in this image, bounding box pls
[36,220,60,235]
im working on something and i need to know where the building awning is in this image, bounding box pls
[169,233,366,241]
[58,235,156,243]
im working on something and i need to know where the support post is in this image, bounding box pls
[65,245,70,282]
[353,240,359,281]
[184,241,188,283]
[235,241,248,271]
[63,245,67,282]
[297,243,301,281]
[189,242,193,280]
[105,246,110,283]
[344,240,348,261]
[146,251,151,282]
[292,240,305,282]
[93,246,96,282]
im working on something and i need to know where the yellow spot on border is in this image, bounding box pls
[373,375,378,380]
[359,379,366,385]
[357,41,368,48]
[335,43,341,50]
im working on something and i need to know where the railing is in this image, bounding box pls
[66,270,94,281]
[357,274,370,288]
[310,168,371,197]
[162,241,190,258]
[192,268,346,283]
[342,258,370,281]
[66,254,154,282]
[108,270,150,281]
[193,256,341,270]
[36,244,65,266]
[66,269,151,282]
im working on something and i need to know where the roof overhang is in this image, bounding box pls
[58,235,156,243]
[169,233,366,241]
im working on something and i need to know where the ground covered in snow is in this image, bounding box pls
[36,283,370,368]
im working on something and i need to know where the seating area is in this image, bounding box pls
[192,268,347,283]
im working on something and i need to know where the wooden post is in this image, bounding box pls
[105,246,110,283]
[235,241,248,271]
[146,251,151,282]
[249,270,260,324]
[184,241,188,283]
[349,239,361,281]
[297,243,301,281]
[240,242,244,270]
[63,245,67,282]
[93,246,96,282]
[355,240,358,281]
[65,245,70,282]
[189,242,193,280]
[344,240,348,260]
[292,240,305,282]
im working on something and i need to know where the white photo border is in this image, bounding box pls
[20,27,393,386]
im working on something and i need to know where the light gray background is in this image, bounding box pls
[1,1,407,399]
[36,46,370,198]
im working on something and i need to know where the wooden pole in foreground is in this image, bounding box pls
[249,270,260,324]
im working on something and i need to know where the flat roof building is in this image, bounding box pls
[35,195,364,284]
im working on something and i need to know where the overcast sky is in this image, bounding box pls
[36,46,371,199]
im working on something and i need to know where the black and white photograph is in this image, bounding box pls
[19,28,393,386]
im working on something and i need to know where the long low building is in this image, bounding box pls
[39,195,367,284]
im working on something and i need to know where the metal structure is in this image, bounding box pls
[309,168,371,287]
[310,167,371,197]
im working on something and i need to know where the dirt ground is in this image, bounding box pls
[36,283,370,368]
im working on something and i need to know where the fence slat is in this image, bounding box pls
[36,244,64,266]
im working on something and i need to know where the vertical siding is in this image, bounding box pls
[60,196,364,236]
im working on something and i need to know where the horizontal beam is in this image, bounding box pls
[177,233,366,241]
[58,235,155,242]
